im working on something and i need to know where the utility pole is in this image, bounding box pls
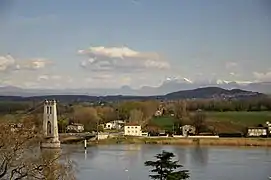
[96,119,99,141]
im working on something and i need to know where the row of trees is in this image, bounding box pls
[163,98,271,112]
[54,100,207,134]
[57,101,161,132]
[1,97,271,114]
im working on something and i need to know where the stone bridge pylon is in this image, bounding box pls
[40,100,61,148]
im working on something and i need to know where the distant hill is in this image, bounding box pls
[0,87,265,103]
[164,87,263,100]
[0,81,271,97]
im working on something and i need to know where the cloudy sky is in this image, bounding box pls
[0,0,270,89]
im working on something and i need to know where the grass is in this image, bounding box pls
[151,116,175,131]
[151,111,271,133]
[206,111,271,126]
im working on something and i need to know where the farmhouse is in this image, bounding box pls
[124,123,142,136]
[181,125,196,137]
[104,120,125,130]
[66,123,84,133]
[247,127,267,137]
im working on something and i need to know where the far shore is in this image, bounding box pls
[60,136,271,147]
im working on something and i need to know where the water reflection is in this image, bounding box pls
[172,147,187,164]
[190,146,209,166]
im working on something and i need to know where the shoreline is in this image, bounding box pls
[60,136,271,147]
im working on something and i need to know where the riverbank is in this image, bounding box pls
[61,136,271,147]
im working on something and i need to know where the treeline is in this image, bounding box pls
[166,98,271,112]
[0,101,31,114]
[0,97,271,115]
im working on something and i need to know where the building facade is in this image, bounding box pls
[104,120,125,130]
[124,123,142,136]
[247,127,267,137]
[66,123,84,133]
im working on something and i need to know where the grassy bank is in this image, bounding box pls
[82,137,271,147]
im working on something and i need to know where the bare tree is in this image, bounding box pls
[190,110,207,135]
[0,120,76,180]
[129,109,144,125]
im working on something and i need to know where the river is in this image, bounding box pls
[63,144,271,180]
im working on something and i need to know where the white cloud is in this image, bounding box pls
[78,46,170,72]
[37,74,70,82]
[0,55,51,73]
[0,55,17,72]
[225,62,238,69]
[253,71,271,82]
[37,75,49,81]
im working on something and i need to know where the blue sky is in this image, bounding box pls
[0,0,270,89]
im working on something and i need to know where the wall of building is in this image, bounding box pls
[124,126,142,136]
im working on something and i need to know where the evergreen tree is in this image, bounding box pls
[144,151,190,180]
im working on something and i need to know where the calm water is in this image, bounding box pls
[64,144,271,180]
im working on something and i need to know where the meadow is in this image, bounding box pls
[151,111,271,133]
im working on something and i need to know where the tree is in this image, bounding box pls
[58,117,69,133]
[96,106,117,123]
[145,151,189,180]
[173,101,187,133]
[129,109,144,125]
[73,106,100,131]
[0,120,75,180]
[191,110,207,135]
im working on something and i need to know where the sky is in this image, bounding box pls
[0,0,271,89]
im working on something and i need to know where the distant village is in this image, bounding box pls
[65,107,271,139]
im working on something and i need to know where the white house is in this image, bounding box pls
[181,125,196,137]
[66,123,84,133]
[247,127,267,137]
[105,120,125,130]
[124,123,142,136]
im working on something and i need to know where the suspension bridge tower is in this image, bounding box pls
[40,100,61,148]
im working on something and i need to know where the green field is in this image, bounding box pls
[151,111,271,133]
[151,116,175,131]
[206,111,271,126]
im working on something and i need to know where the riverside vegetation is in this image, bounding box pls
[1,98,271,135]
[81,136,271,147]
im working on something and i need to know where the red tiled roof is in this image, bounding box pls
[125,122,140,126]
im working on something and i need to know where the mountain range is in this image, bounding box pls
[0,79,270,97]
[0,86,265,103]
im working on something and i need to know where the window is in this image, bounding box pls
[128,131,130,133]
[131,126,134,129]
[135,126,137,129]
[128,126,130,128]
[47,121,52,135]
[135,130,137,133]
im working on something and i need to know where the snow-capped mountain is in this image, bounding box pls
[0,80,270,97]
